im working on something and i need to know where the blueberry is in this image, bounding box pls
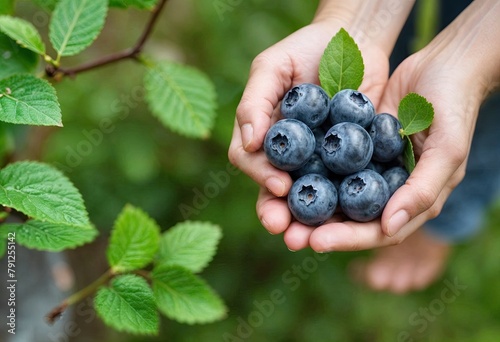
[264,119,315,171]
[288,173,338,226]
[290,153,331,180]
[321,122,373,175]
[312,126,327,155]
[365,160,387,174]
[382,166,409,196]
[339,169,390,222]
[281,83,330,128]
[369,113,405,162]
[330,89,375,128]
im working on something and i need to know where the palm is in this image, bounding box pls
[269,23,390,110]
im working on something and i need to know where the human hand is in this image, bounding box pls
[303,0,500,252]
[228,18,390,233]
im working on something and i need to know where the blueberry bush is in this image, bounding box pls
[0,0,225,336]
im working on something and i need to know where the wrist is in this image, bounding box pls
[312,0,416,56]
[421,0,500,100]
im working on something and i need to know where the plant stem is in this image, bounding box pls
[45,0,169,79]
[46,269,114,324]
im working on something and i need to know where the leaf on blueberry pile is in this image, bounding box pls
[403,136,416,174]
[319,28,364,97]
[398,93,434,136]
[398,93,434,173]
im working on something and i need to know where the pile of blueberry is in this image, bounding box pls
[264,83,409,226]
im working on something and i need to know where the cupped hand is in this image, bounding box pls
[305,46,486,253]
[228,20,390,237]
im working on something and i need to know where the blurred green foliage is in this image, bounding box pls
[10,0,500,341]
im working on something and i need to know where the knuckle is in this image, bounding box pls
[390,234,406,246]
[448,147,468,168]
[227,144,241,167]
[414,186,439,212]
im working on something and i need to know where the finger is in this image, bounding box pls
[283,213,347,251]
[283,221,316,251]
[380,134,466,237]
[309,219,389,252]
[308,213,427,252]
[236,53,293,152]
[256,187,292,235]
[228,120,293,196]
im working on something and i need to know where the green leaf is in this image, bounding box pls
[403,135,416,173]
[107,204,160,273]
[0,0,15,14]
[0,33,39,79]
[319,28,364,97]
[94,274,159,335]
[49,0,108,58]
[144,61,218,139]
[398,92,434,135]
[152,265,226,324]
[0,220,97,251]
[0,15,46,55]
[157,221,222,273]
[0,74,62,126]
[109,0,158,10]
[0,161,90,226]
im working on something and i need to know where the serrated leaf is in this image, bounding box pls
[145,61,217,139]
[0,0,14,14]
[107,205,160,273]
[1,220,97,251]
[403,135,416,173]
[398,93,434,135]
[152,265,226,324]
[0,15,46,55]
[0,161,90,226]
[157,221,221,273]
[94,274,159,335]
[0,74,62,126]
[319,28,364,97]
[0,33,39,79]
[49,0,108,58]
[109,0,158,10]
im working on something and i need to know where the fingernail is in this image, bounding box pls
[288,248,296,252]
[241,123,253,150]
[265,177,286,197]
[387,210,410,237]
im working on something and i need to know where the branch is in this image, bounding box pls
[46,269,114,324]
[46,0,169,79]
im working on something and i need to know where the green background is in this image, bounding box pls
[7,0,500,341]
